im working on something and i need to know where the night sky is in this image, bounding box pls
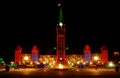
[0,1,120,62]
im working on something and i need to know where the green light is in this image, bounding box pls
[8,64,17,67]
[105,63,117,67]
[53,47,56,50]
[0,58,4,64]
[68,63,74,68]
[48,63,54,68]
[66,46,69,50]
[58,8,63,23]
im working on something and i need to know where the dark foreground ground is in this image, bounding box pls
[0,68,120,78]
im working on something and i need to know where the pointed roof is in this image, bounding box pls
[58,3,63,23]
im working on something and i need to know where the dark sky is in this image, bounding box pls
[0,0,120,61]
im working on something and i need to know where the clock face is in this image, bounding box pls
[59,22,63,27]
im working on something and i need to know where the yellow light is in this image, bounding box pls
[53,61,55,64]
[58,64,63,69]
[83,62,86,65]
[114,52,119,55]
[43,61,46,64]
[94,56,99,61]
[30,62,33,65]
[89,62,93,65]
[109,62,114,67]
[24,56,29,61]
[35,62,40,65]
[10,61,14,64]
[23,61,25,64]
[77,61,80,64]
[67,61,70,64]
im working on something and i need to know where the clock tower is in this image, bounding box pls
[56,3,66,66]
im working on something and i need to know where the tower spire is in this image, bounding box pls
[58,3,63,23]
